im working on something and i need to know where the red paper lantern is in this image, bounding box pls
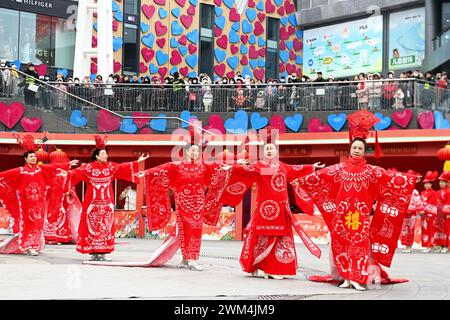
[50,148,69,163]
[35,148,49,164]
[437,145,450,161]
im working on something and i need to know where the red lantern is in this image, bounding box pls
[50,148,69,163]
[437,145,450,160]
[35,148,49,164]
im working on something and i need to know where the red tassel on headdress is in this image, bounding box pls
[374,130,383,159]
[94,135,108,149]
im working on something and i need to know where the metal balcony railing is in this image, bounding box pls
[1,68,449,114]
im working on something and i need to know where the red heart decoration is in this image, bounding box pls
[265,0,276,13]
[289,51,296,61]
[92,35,97,47]
[112,20,119,31]
[230,44,238,55]
[226,71,235,79]
[90,63,97,75]
[0,102,25,129]
[141,47,155,62]
[241,35,249,44]
[308,118,332,132]
[170,50,183,65]
[175,0,186,7]
[142,4,156,19]
[288,26,295,35]
[139,127,153,134]
[188,44,197,54]
[417,111,434,129]
[392,110,413,129]
[293,38,303,52]
[156,38,166,49]
[254,69,265,81]
[280,27,289,40]
[216,35,228,49]
[21,117,42,133]
[249,45,259,59]
[214,0,222,5]
[285,1,296,14]
[178,35,187,45]
[113,61,122,73]
[139,62,148,73]
[154,0,166,5]
[229,8,240,21]
[132,112,150,129]
[279,41,286,50]
[254,21,264,36]
[257,13,266,22]
[214,26,223,37]
[286,63,296,74]
[97,109,121,133]
[205,114,225,134]
[270,115,286,134]
[248,0,255,8]
[240,56,249,65]
[214,64,226,77]
[277,6,285,15]
[279,63,285,73]
[155,21,168,37]
[158,67,168,77]
[259,49,265,57]
[180,14,193,29]
[35,64,47,77]
[187,5,196,15]
[179,66,189,77]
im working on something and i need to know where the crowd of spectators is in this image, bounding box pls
[1,60,449,112]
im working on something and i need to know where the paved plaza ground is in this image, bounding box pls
[0,238,448,300]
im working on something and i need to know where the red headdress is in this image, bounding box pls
[94,135,108,149]
[347,110,382,158]
[438,171,450,182]
[407,169,422,178]
[186,119,207,148]
[15,133,38,152]
[259,125,279,145]
[423,171,438,183]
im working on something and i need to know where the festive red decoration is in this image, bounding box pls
[35,148,49,163]
[423,171,438,182]
[347,110,380,141]
[15,134,38,152]
[437,145,450,160]
[50,148,69,163]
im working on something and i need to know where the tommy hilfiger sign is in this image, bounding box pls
[1,0,77,18]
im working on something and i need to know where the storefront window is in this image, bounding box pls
[53,17,76,70]
[0,8,75,69]
[19,12,52,65]
[0,8,19,61]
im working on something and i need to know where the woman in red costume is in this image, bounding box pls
[294,110,416,290]
[133,125,231,271]
[420,171,439,253]
[0,135,77,255]
[400,170,423,253]
[44,154,82,244]
[441,173,450,253]
[61,136,149,261]
[434,172,450,252]
[213,127,324,279]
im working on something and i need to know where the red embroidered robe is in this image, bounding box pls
[44,171,82,244]
[441,188,450,250]
[420,189,438,248]
[215,161,316,276]
[296,156,415,285]
[144,161,230,261]
[400,189,423,247]
[0,164,66,253]
[435,188,448,247]
[66,161,139,254]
